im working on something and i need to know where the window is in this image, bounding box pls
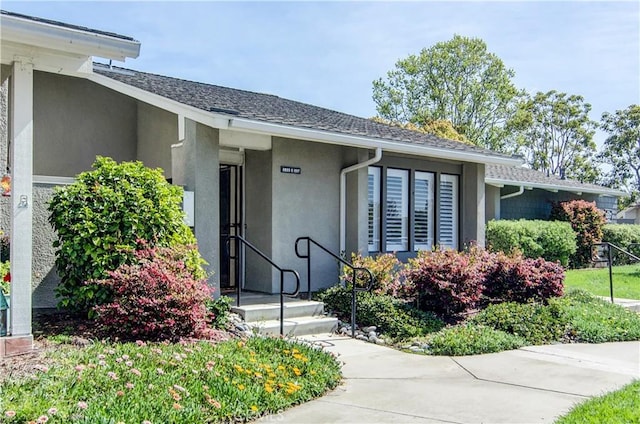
[386,168,409,251]
[438,174,459,250]
[414,171,435,250]
[368,167,381,252]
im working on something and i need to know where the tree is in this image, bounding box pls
[599,105,640,198]
[370,117,471,144]
[372,35,522,152]
[515,91,599,182]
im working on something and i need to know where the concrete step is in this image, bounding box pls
[232,300,325,322]
[247,316,339,337]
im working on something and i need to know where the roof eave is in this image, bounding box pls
[229,118,523,166]
[485,178,625,197]
[1,13,140,61]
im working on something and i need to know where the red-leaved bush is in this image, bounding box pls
[402,249,485,316]
[483,252,565,303]
[550,200,605,268]
[92,245,213,341]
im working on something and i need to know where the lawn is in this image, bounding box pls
[564,264,640,300]
[555,380,640,424]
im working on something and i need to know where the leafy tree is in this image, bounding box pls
[515,91,599,182]
[48,156,205,313]
[372,35,522,152]
[370,117,470,144]
[599,105,640,199]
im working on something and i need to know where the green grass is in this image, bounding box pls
[1,336,341,423]
[564,264,640,299]
[555,380,640,424]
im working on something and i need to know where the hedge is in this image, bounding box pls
[602,224,640,265]
[486,219,577,266]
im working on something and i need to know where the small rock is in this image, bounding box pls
[368,335,378,344]
[409,346,423,353]
[355,335,368,341]
[71,337,92,347]
[375,338,386,345]
[362,326,377,333]
[339,327,350,335]
[368,331,377,338]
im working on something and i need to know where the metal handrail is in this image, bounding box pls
[592,242,640,303]
[295,236,374,337]
[226,235,300,336]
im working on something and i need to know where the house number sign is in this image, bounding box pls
[280,166,301,175]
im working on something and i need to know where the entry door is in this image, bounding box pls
[220,165,242,289]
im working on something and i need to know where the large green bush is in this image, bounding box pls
[486,219,576,266]
[315,285,444,340]
[602,224,640,265]
[472,301,568,345]
[550,200,606,268]
[426,323,526,356]
[48,156,203,313]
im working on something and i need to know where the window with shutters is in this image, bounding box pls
[386,168,409,251]
[438,174,459,250]
[368,167,381,252]
[414,171,435,250]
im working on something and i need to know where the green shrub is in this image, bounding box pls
[426,323,526,356]
[553,290,640,343]
[48,156,204,313]
[486,219,577,266]
[602,224,640,265]
[316,285,444,340]
[206,295,233,329]
[472,302,568,345]
[550,200,606,268]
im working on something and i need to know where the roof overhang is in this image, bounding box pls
[486,177,626,197]
[1,12,140,64]
[228,118,523,166]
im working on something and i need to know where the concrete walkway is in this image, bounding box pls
[261,336,640,424]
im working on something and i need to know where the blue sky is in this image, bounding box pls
[4,1,639,147]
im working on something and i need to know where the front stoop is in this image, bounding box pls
[0,334,34,357]
[231,299,338,336]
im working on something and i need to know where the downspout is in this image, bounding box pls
[501,186,524,200]
[340,147,383,254]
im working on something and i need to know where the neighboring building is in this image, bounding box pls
[485,164,624,223]
[617,204,640,224]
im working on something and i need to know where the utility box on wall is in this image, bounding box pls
[183,190,195,227]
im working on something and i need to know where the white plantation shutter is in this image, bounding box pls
[386,168,409,251]
[438,174,459,250]
[414,171,435,250]
[368,167,381,252]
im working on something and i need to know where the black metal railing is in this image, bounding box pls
[226,235,300,335]
[592,242,640,303]
[295,237,374,337]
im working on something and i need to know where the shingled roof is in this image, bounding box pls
[486,164,623,196]
[93,63,521,163]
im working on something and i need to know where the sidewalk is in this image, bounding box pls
[261,336,640,424]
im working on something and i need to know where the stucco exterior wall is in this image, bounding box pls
[244,149,274,293]
[137,102,178,178]
[499,189,612,220]
[33,72,137,177]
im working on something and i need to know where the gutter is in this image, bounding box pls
[229,118,522,166]
[500,186,524,200]
[1,12,140,61]
[339,148,383,253]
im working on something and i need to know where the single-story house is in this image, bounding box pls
[1,10,625,354]
[485,164,624,222]
[1,10,526,352]
[617,203,640,224]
